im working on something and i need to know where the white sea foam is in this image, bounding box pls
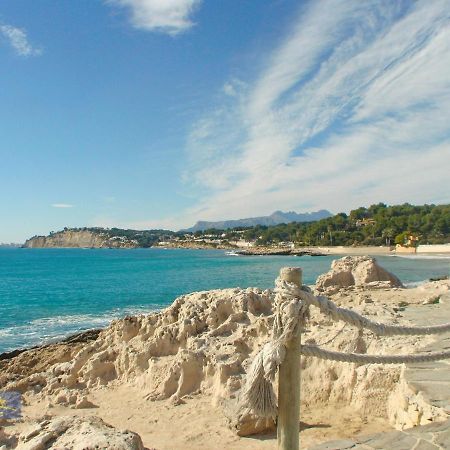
[0,304,164,352]
[394,254,450,260]
[404,280,428,288]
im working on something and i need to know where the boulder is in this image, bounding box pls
[316,256,403,293]
[18,416,144,450]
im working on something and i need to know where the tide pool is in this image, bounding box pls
[0,248,448,353]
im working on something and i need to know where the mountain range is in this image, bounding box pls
[184,210,332,232]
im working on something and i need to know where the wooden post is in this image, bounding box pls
[277,267,302,450]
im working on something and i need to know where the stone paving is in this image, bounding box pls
[308,419,449,449]
[309,291,450,450]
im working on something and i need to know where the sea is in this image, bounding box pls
[0,248,449,353]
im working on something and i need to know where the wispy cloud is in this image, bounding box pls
[51,204,74,208]
[0,24,42,56]
[106,0,202,35]
[176,0,450,227]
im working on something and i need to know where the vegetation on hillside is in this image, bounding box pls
[185,203,450,247]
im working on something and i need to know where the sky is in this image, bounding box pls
[1,0,450,242]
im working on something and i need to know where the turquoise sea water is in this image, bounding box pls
[0,248,448,353]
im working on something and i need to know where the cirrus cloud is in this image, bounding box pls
[0,24,42,57]
[51,204,74,208]
[178,0,450,226]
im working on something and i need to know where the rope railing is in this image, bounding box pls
[276,279,450,336]
[242,267,450,450]
[300,344,450,364]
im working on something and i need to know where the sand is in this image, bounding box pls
[10,387,389,450]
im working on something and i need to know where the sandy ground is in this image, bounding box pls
[8,385,389,450]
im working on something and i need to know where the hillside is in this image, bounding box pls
[23,227,174,249]
[237,203,450,247]
[22,203,450,249]
[184,209,332,232]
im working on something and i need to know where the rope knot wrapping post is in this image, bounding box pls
[242,267,307,450]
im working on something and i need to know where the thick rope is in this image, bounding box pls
[241,280,309,418]
[242,279,450,418]
[276,280,450,336]
[301,345,450,364]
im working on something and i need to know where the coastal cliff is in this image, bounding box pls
[23,229,139,249]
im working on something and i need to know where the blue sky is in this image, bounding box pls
[1,0,449,242]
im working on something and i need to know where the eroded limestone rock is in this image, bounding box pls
[316,256,404,294]
[17,416,144,450]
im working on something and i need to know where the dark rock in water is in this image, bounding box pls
[0,348,26,361]
[236,248,327,256]
[429,275,449,282]
[60,329,101,344]
[0,329,101,362]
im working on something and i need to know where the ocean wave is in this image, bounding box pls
[394,254,450,260]
[0,304,164,353]
[404,280,428,288]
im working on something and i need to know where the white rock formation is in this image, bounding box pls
[17,416,144,450]
[316,256,404,293]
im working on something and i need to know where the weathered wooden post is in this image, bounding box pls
[277,267,302,450]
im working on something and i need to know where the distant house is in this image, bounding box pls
[278,241,295,249]
[229,239,255,248]
[395,234,420,254]
[355,218,376,227]
[406,234,419,247]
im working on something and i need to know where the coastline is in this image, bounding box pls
[0,329,101,362]
[17,240,450,256]
[234,245,395,256]
[2,247,449,354]
[1,271,446,366]
[2,269,449,449]
[158,243,450,256]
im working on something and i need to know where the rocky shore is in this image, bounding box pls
[1,257,449,449]
[156,241,235,250]
[236,247,327,256]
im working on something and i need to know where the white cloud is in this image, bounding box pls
[106,0,201,35]
[0,24,42,56]
[51,204,74,208]
[176,0,450,226]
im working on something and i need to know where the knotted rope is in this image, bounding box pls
[242,278,310,418]
[242,279,450,418]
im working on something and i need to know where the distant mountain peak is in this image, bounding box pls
[183,210,332,232]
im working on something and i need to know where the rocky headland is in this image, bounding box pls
[23,230,139,249]
[1,257,449,449]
